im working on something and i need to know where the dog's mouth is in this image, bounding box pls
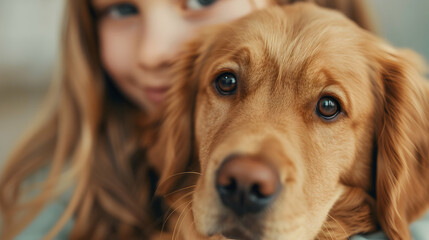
[213,213,263,240]
[222,227,256,240]
[222,228,255,240]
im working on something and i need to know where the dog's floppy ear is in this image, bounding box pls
[148,34,210,196]
[372,44,429,239]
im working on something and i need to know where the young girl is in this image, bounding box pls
[0,0,376,239]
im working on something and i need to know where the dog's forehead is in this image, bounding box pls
[203,5,366,91]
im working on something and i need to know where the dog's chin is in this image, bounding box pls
[220,221,264,240]
[201,211,264,240]
[221,228,256,240]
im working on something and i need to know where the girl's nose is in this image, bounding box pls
[137,5,190,71]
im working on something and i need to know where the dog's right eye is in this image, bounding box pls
[214,72,237,95]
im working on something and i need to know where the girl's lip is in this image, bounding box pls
[144,86,170,104]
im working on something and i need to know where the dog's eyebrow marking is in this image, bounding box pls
[211,43,281,102]
[320,68,352,117]
[211,61,241,78]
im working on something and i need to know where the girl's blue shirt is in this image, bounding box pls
[16,200,74,240]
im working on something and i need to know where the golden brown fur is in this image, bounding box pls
[154,3,429,240]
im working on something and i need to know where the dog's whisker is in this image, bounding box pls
[327,220,342,240]
[327,213,349,238]
[321,221,335,240]
[161,191,194,236]
[177,203,193,238]
[319,223,327,240]
[164,185,196,198]
[157,171,201,189]
[170,190,195,209]
[320,222,327,240]
[172,201,193,240]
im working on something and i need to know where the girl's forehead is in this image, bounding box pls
[91,0,173,5]
[90,0,264,8]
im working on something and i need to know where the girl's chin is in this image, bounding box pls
[131,87,170,113]
[144,87,170,105]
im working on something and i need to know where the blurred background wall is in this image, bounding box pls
[0,0,428,163]
[0,0,65,163]
[372,0,429,63]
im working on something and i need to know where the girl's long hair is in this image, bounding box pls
[0,0,373,239]
[0,0,160,239]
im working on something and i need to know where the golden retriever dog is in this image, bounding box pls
[151,3,429,240]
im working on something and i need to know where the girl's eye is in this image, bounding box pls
[105,3,138,19]
[185,0,218,10]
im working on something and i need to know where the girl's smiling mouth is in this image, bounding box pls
[144,86,170,104]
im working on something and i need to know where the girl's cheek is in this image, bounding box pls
[99,21,139,79]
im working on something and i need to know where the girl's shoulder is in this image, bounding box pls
[16,166,75,239]
[16,199,74,240]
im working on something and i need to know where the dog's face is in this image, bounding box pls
[191,5,377,239]
[154,3,429,240]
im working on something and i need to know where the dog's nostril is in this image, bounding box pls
[215,155,280,216]
[227,178,237,191]
[218,178,237,194]
[250,184,266,199]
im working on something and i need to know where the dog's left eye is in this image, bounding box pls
[317,96,341,120]
[215,72,237,95]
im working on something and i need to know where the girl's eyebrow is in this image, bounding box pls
[91,0,122,8]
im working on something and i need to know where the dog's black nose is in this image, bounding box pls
[216,155,280,216]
